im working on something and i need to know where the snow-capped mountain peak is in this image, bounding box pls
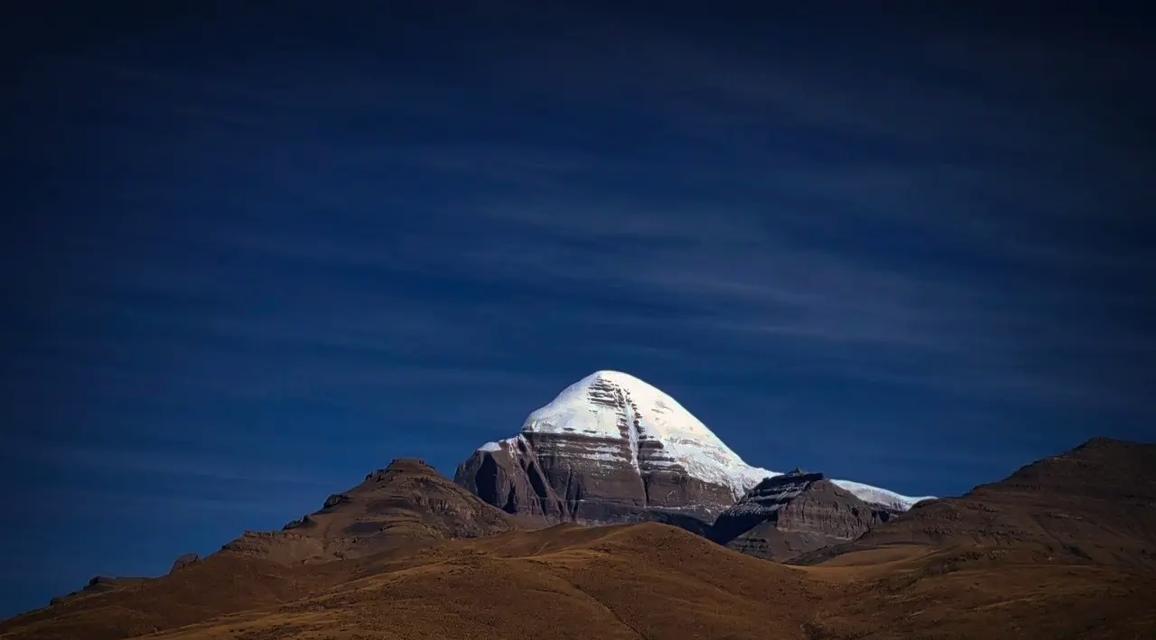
[519,370,772,498]
[470,370,931,513]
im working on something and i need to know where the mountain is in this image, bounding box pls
[455,370,772,525]
[799,437,1156,567]
[1,458,516,640]
[1,524,820,640]
[4,438,1155,640]
[213,458,515,564]
[455,370,929,525]
[711,470,892,562]
[789,437,1156,638]
[9,438,1156,637]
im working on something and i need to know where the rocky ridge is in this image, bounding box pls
[711,470,893,561]
[6,439,1155,640]
[456,370,929,527]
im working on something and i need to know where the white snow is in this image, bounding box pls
[830,480,934,511]
[476,369,931,510]
[521,370,777,498]
[476,436,521,453]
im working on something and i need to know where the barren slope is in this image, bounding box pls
[4,439,1155,640]
[224,458,516,564]
[2,524,820,640]
[800,438,1156,567]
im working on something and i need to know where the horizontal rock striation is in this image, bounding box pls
[711,470,891,561]
[456,371,770,526]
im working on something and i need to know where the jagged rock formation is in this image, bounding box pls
[456,370,929,527]
[711,470,891,561]
[224,458,516,564]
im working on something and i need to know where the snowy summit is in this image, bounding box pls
[520,370,773,498]
[481,369,931,509]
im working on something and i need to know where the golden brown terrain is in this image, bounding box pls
[2,439,1154,639]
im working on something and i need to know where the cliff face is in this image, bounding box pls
[455,432,739,526]
[455,371,775,526]
[456,370,929,531]
[711,471,890,561]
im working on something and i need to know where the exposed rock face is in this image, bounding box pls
[711,470,890,561]
[456,370,929,529]
[224,458,516,564]
[12,439,1156,640]
[455,432,741,527]
[455,371,774,526]
[797,438,1156,567]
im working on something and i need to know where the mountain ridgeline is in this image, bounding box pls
[454,370,927,553]
[3,371,1155,639]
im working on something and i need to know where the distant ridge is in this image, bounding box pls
[712,470,894,561]
[798,437,1156,566]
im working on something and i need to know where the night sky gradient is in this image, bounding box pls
[3,1,1155,617]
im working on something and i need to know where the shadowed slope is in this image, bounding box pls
[712,471,892,561]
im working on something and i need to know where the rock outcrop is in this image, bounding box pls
[711,470,891,561]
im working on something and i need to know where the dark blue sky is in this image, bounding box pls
[3,1,1154,618]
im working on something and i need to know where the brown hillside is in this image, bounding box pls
[223,458,516,564]
[3,439,1155,640]
[799,438,1156,567]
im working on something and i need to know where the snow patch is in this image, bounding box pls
[477,436,520,453]
[831,479,934,511]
